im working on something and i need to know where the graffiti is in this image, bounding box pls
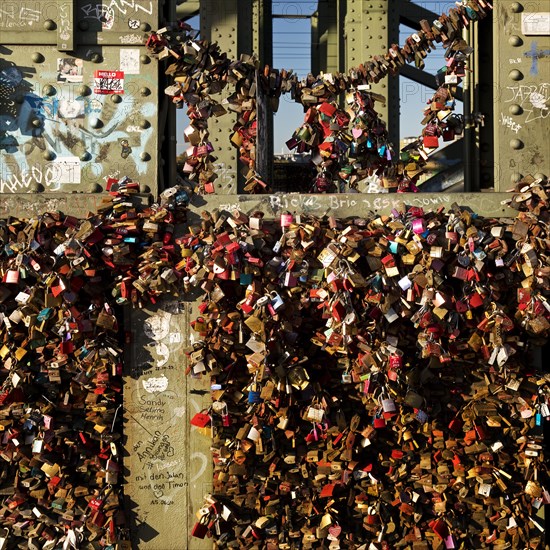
[119,34,144,44]
[58,2,73,46]
[0,5,42,28]
[81,4,115,29]
[523,42,550,76]
[500,113,522,134]
[0,159,80,193]
[504,83,550,124]
[214,163,237,190]
[108,0,153,16]
[268,194,322,212]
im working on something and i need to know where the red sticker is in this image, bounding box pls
[93,70,124,94]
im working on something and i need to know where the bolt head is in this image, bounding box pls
[43,85,56,96]
[509,69,523,81]
[509,104,522,115]
[44,19,56,30]
[78,85,91,96]
[508,35,523,46]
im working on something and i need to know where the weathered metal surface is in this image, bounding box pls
[0,1,161,195]
[0,0,158,41]
[0,192,513,220]
[186,192,513,222]
[493,0,549,190]
[343,0,400,145]
[124,299,211,550]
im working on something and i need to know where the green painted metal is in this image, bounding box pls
[492,0,549,190]
[199,0,241,194]
[312,0,346,76]
[343,0,400,146]
[0,0,170,196]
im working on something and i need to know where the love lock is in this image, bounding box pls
[269,291,285,312]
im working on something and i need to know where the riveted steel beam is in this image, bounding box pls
[344,0,400,145]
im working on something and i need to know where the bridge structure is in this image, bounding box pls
[0,1,548,547]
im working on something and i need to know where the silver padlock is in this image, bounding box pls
[269,291,284,311]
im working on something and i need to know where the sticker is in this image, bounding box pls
[120,49,141,75]
[58,97,85,119]
[142,375,169,394]
[128,19,141,30]
[53,157,81,184]
[93,70,124,95]
[120,139,132,159]
[57,58,83,83]
[521,13,550,35]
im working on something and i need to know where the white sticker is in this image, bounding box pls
[120,49,141,75]
[144,314,171,341]
[56,58,83,83]
[53,157,81,184]
[142,375,169,394]
[521,12,550,35]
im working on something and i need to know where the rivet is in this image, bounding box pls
[534,172,546,180]
[510,172,523,183]
[510,139,523,150]
[111,95,122,104]
[90,183,103,193]
[91,53,102,63]
[140,22,151,32]
[15,93,25,104]
[140,184,151,193]
[140,152,150,161]
[78,20,89,31]
[508,69,523,81]
[140,119,150,129]
[510,2,523,12]
[509,104,522,115]
[32,53,45,63]
[140,55,151,64]
[31,117,42,128]
[90,118,103,129]
[29,183,44,193]
[43,151,56,160]
[43,85,56,96]
[508,35,522,46]
[140,87,151,96]
[80,152,91,161]
[78,85,91,96]
[44,19,56,30]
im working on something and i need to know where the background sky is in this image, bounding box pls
[177,1,462,155]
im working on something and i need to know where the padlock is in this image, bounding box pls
[269,291,284,311]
